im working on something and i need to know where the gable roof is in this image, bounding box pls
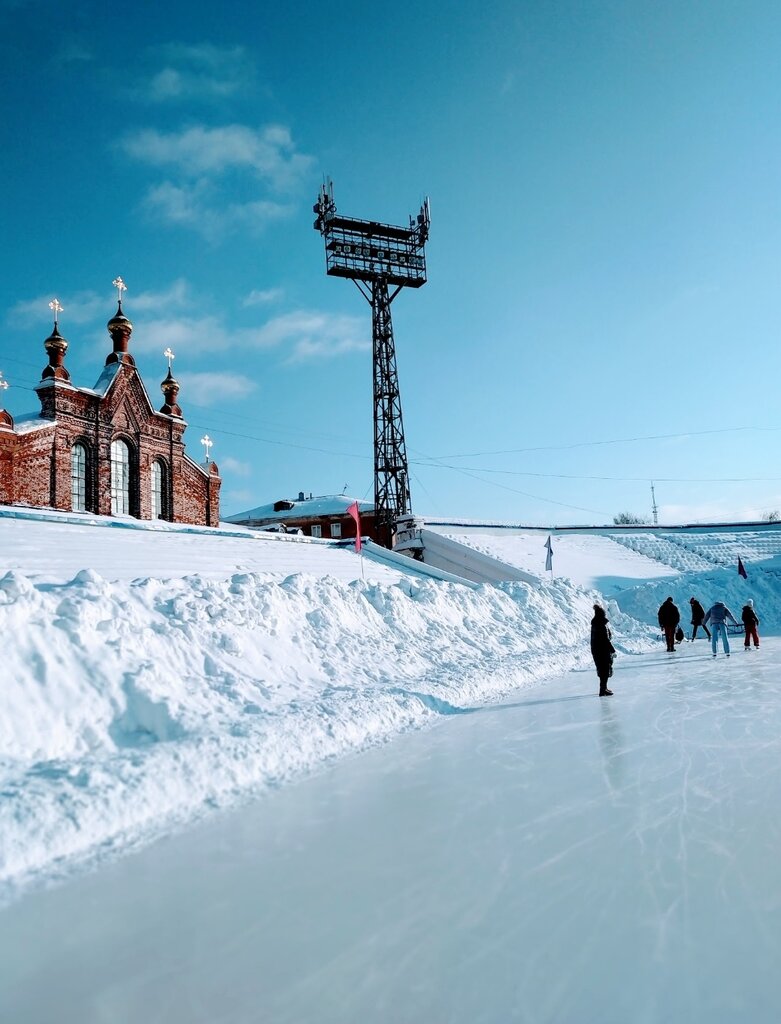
[226,495,374,524]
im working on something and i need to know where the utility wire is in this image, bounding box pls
[5,363,781,507]
[422,425,781,461]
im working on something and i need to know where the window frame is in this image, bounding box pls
[71,442,88,513]
[110,438,131,516]
[151,458,168,521]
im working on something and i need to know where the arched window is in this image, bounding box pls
[151,459,168,520]
[110,439,130,515]
[71,443,87,512]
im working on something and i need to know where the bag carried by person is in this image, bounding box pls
[675,626,684,643]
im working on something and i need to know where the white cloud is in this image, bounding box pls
[142,181,291,240]
[120,124,312,191]
[246,310,369,361]
[8,279,190,327]
[287,336,369,363]
[129,315,233,356]
[139,43,255,102]
[219,456,252,477]
[243,287,284,307]
[178,370,255,405]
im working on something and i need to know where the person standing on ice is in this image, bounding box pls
[741,599,760,649]
[591,604,616,696]
[704,600,738,658]
[689,597,711,641]
[658,596,680,653]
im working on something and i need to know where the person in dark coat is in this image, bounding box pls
[741,599,760,649]
[658,596,680,653]
[689,597,711,641]
[591,604,616,696]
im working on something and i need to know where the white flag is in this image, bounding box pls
[544,535,553,572]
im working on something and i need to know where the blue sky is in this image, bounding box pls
[2,0,781,525]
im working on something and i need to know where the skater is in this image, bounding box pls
[704,600,738,657]
[658,596,680,652]
[741,599,760,649]
[689,597,711,641]
[591,604,616,696]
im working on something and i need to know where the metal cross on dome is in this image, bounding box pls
[112,277,127,304]
[200,434,213,462]
[164,347,175,369]
[48,298,63,325]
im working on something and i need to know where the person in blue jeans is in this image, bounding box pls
[704,601,739,657]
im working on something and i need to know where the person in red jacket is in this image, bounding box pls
[741,599,760,649]
[658,596,680,653]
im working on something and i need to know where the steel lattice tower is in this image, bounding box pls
[314,181,430,548]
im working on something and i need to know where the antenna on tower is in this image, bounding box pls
[314,182,430,549]
[651,482,659,526]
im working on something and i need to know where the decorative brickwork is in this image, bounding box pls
[0,296,220,526]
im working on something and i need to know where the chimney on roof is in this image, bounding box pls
[298,491,305,501]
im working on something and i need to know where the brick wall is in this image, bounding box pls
[0,363,220,526]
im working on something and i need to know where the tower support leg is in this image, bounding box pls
[372,277,411,549]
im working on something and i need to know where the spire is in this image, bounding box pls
[0,371,13,430]
[106,276,135,366]
[159,348,182,417]
[41,298,71,382]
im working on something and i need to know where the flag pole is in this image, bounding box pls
[545,534,554,580]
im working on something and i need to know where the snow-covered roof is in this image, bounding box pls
[11,414,56,435]
[80,362,121,398]
[226,495,374,523]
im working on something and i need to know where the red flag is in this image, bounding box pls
[738,557,747,579]
[346,500,362,553]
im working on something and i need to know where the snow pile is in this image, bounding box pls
[434,528,677,591]
[616,561,781,633]
[0,566,654,901]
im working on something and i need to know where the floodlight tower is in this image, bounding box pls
[314,180,430,549]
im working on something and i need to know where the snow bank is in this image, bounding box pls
[0,567,654,902]
[615,561,781,633]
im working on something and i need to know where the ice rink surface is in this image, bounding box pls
[2,638,781,1024]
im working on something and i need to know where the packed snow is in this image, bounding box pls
[3,639,781,1023]
[0,509,662,903]
[1,508,778,933]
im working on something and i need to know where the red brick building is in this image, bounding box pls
[226,492,375,542]
[0,295,220,526]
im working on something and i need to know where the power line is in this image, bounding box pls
[410,461,781,484]
[5,364,781,511]
[422,425,781,461]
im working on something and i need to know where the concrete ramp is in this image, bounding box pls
[417,529,539,585]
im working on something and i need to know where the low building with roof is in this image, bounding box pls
[0,284,220,526]
[225,492,375,542]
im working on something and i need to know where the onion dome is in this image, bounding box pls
[105,300,135,366]
[160,367,183,418]
[42,322,71,382]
